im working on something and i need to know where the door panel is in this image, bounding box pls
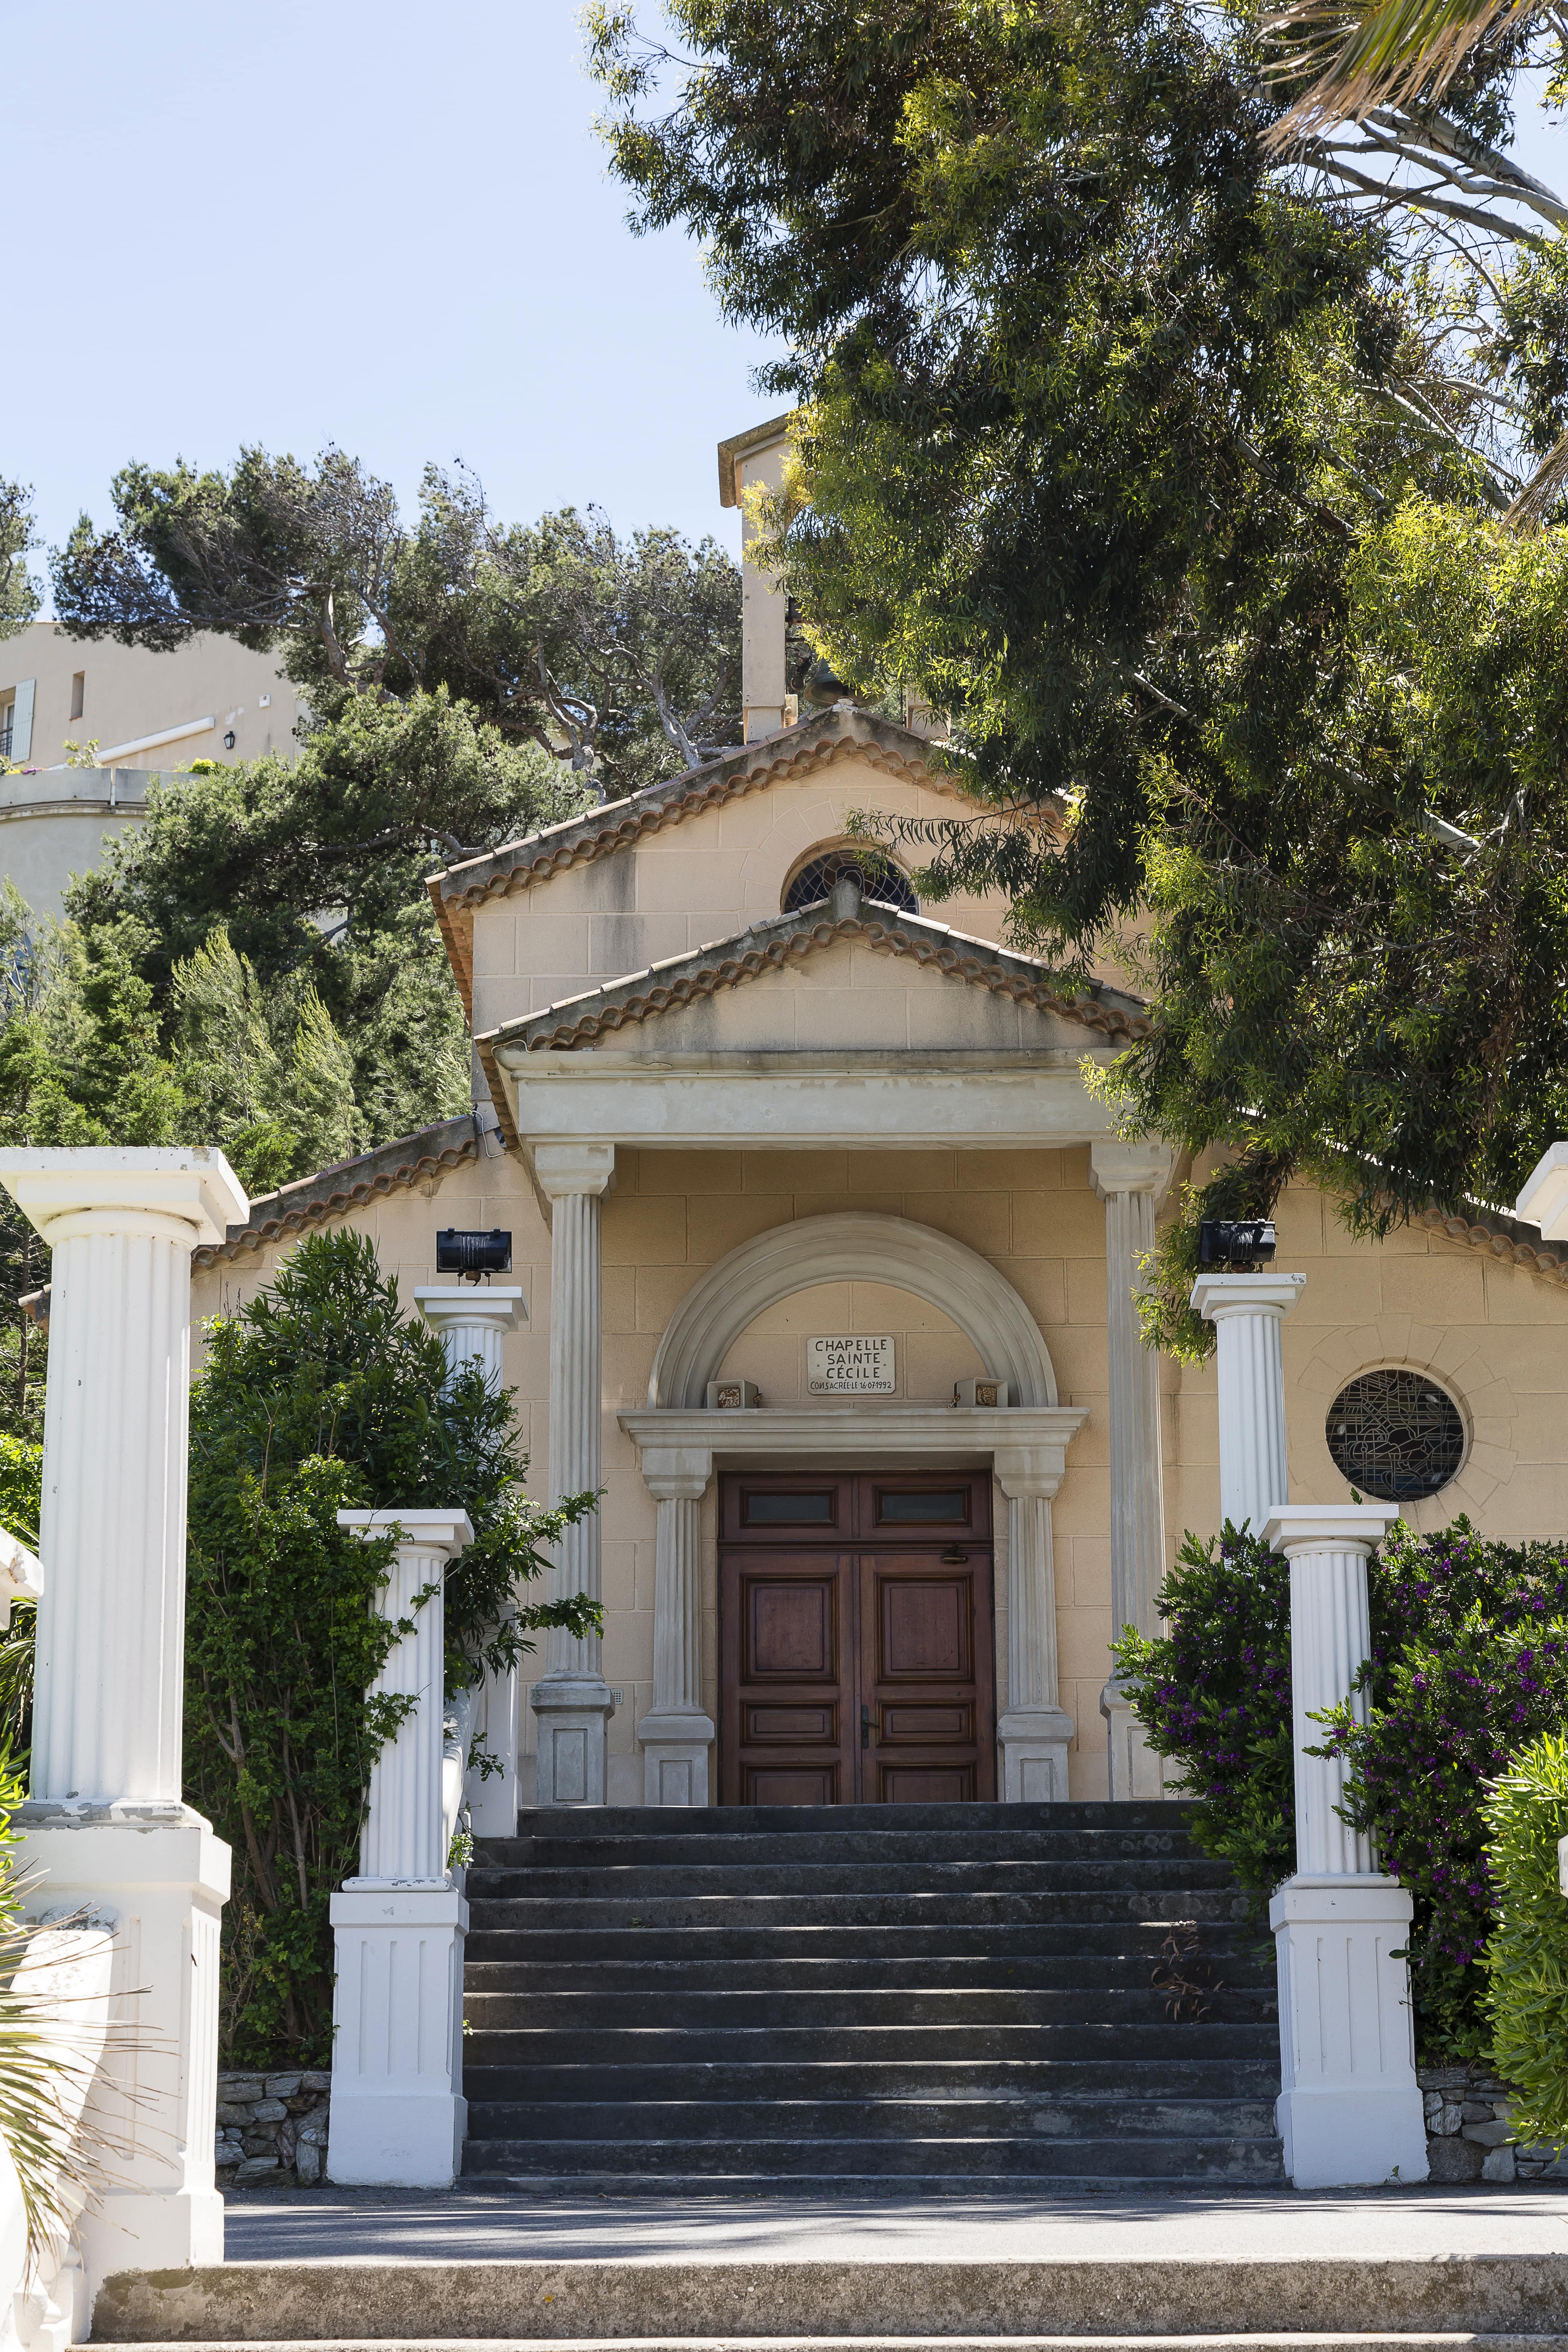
[860,1552,995,1803]
[719,1470,997,1805]
[720,1550,857,1806]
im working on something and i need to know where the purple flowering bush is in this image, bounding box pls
[1118,1516,1568,2056]
[1114,1525,1297,1907]
[1321,1517,1568,2056]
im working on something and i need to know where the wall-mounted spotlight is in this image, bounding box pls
[435,1227,513,1281]
[1197,1218,1277,1268]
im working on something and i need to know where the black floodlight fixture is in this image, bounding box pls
[1197,1218,1277,1269]
[435,1228,513,1281]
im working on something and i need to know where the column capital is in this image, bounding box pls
[413,1287,526,1332]
[533,1143,616,1200]
[337,1508,474,1561]
[1517,1140,1568,1238]
[993,1446,1065,1501]
[1189,1270,1306,1323]
[1263,1504,1401,1559]
[1089,1141,1174,1205]
[0,1146,247,1249]
[639,1446,714,1501]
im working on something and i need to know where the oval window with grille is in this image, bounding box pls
[1325,1370,1466,1503]
[782,849,919,916]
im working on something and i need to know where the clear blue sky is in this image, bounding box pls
[9,0,1564,610]
[6,0,785,605]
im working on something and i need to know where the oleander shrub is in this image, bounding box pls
[0,1434,39,1752]
[1481,1731,1568,2150]
[1321,1521,1568,2056]
[1114,1525,1296,1907]
[1118,1516,1568,2057]
[185,1227,600,2066]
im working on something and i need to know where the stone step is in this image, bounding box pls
[464,2094,1282,2141]
[498,1797,1192,1836]
[462,2022,1281,2065]
[465,1889,1256,1931]
[461,1986,1274,2028]
[90,2257,1568,2341]
[460,1952,1276,1993]
[478,1830,1207,1869]
[457,2133,1287,2180]
[469,1860,1236,1900]
[460,2056,1283,2101]
[81,2340,1568,2352]
[459,1921,1267,1963]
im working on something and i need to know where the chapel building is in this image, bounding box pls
[188,416,1568,1815]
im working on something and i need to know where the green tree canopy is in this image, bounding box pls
[0,482,36,645]
[53,452,742,797]
[588,0,1568,1334]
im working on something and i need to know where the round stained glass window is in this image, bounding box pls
[782,850,919,917]
[1325,1370,1466,1503]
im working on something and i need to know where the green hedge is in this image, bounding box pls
[1482,1733,1568,2150]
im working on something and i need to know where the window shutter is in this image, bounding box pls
[10,680,33,763]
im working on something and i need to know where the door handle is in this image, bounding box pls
[941,1548,969,1563]
[861,1704,880,1748]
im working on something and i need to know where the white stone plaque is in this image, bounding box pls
[807,1334,895,1394]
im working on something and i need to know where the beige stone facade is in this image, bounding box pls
[189,703,1568,1808]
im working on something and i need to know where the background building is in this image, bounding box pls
[0,624,305,918]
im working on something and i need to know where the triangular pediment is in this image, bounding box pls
[475,896,1148,1069]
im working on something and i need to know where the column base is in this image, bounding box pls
[14,1813,231,2288]
[1269,1873,1430,2188]
[530,1676,614,1806]
[997,1706,1074,1802]
[637,1708,715,1807]
[1101,1684,1172,1800]
[329,1886,467,2188]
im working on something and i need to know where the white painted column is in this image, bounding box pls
[635,1446,716,1806]
[994,1445,1074,1802]
[1263,1505,1428,2189]
[0,1147,247,2285]
[329,1508,473,2189]
[530,1144,615,1806]
[414,1287,526,1837]
[1189,1272,1306,1534]
[1090,1141,1173,1799]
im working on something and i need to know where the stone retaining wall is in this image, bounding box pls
[215,2069,331,2185]
[1420,2062,1568,2183]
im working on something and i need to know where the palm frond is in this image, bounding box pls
[1505,427,1568,528]
[1263,0,1542,145]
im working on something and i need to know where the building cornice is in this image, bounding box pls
[192,1115,485,1267]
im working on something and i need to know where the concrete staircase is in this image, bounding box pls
[459,1798,1284,2192]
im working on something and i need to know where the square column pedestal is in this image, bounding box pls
[328,1510,473,2189]
[18,1812,229,2276]
[1264,1506,1429,2188]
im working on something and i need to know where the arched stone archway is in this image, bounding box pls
[647,1210,1058,1410]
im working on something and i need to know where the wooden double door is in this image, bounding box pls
[719,1471,996,1805]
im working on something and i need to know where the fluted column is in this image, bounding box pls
[531,1143,615,1806]
[414,1287,526,1836]
[1090,1141,1173,1798]
[994,1446,1074,1802]
[636,1446,715,1806]
[1189,1272,1306,1535]
[0,1146,247,2276]
[1261,1504,1426,2189]
[338,1511,474,1886]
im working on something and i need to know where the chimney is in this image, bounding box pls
[717,414,795,743]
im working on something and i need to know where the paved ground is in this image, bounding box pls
[223,2186,1568,2266]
